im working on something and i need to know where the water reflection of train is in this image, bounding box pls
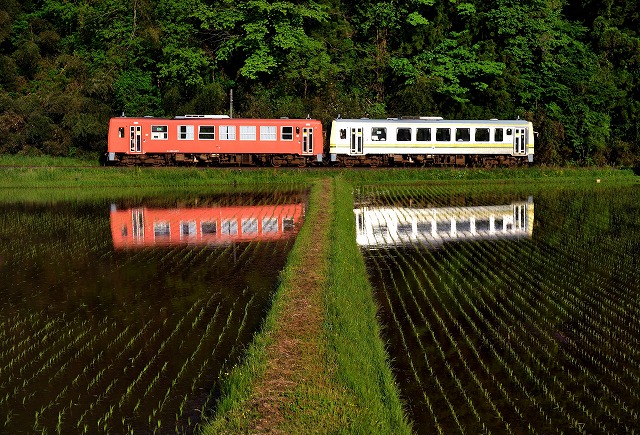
[354,198,534,248]
[110,203,305,249]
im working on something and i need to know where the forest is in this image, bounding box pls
[0,0,638,165]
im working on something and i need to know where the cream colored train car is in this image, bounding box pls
[329,117,534,167]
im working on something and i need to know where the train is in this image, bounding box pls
[106,115,534,167]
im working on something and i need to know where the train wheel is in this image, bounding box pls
[271,157,282,167]
[343,158,354,168]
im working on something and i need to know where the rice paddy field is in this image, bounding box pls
[357,181,640,433]
[0,187,307,433]
[1,163,639,434]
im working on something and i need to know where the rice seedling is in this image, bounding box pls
[0,188,305,433]
[359,181,640,433]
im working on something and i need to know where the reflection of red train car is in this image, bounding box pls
[110,204,305,249]
[106,115,323,167]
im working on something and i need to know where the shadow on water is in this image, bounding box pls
[0,188,307,433]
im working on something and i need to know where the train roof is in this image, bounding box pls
[333,118,531,125]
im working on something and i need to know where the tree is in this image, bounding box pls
[484,0,618,163]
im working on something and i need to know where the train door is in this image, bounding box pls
[513,128,526,155]
[132,208,144,242]
[350,127,363,155]
[513,203,526,231]
[130,125,142,153]
[302,127,313,154]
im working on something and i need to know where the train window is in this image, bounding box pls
[416,128,431,141]
[371,127,387,141]
[436,128,451,141]
[154,222,170,237]
[372,223,387,237]
[240,125,257,140]
[260,126,277,140]
[495,128,504,141]
[340,129,347,140]
[199,126,215,140]
[456,128,470,142]
[178,125,195,140]
[201,221,217,235]
[118,127,125,138]
[281,126,293,140]
[180,221,196,237]
[242,218,258,234]
[283,218,295,232]
[476,219,490,232]
[475,128,490,141]
[437,221,451,233]
[263,218,278,233]
[506,128,513,136]
[151,125,168,140]
[221,219,238,235]
[220,125,236,140]
[397,128,411,141]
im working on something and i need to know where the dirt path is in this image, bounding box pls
[245,178,334,432]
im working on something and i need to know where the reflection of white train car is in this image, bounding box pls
[329,118,534,167]
[354,198,534,248]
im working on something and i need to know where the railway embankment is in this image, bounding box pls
[201,177,411,434]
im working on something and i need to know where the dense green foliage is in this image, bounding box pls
[1,0,639,165]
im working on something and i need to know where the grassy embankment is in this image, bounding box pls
[0,164,321,203]
[1,163,636,200]
[0,154,101,167]
[201,177,411,433]
[1,154,636,189]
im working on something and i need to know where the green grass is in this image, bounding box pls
[323,176,411,433]
[0,166,319,203]
[0,166,322,189]
[0,162,635,192]
[201,179,330,433]
[340,166,637,185]
[201,178,411,433]
[0,154,100,167]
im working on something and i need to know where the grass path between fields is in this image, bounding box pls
[201,177,411,434]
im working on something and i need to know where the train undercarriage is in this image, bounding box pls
[109,152,528,168]
[109,153,318,167]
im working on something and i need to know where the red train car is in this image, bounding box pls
[110,203,305,249]
[106,115,323,166]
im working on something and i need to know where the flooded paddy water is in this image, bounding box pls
[357,183,640,433]
[0,188,307,433]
